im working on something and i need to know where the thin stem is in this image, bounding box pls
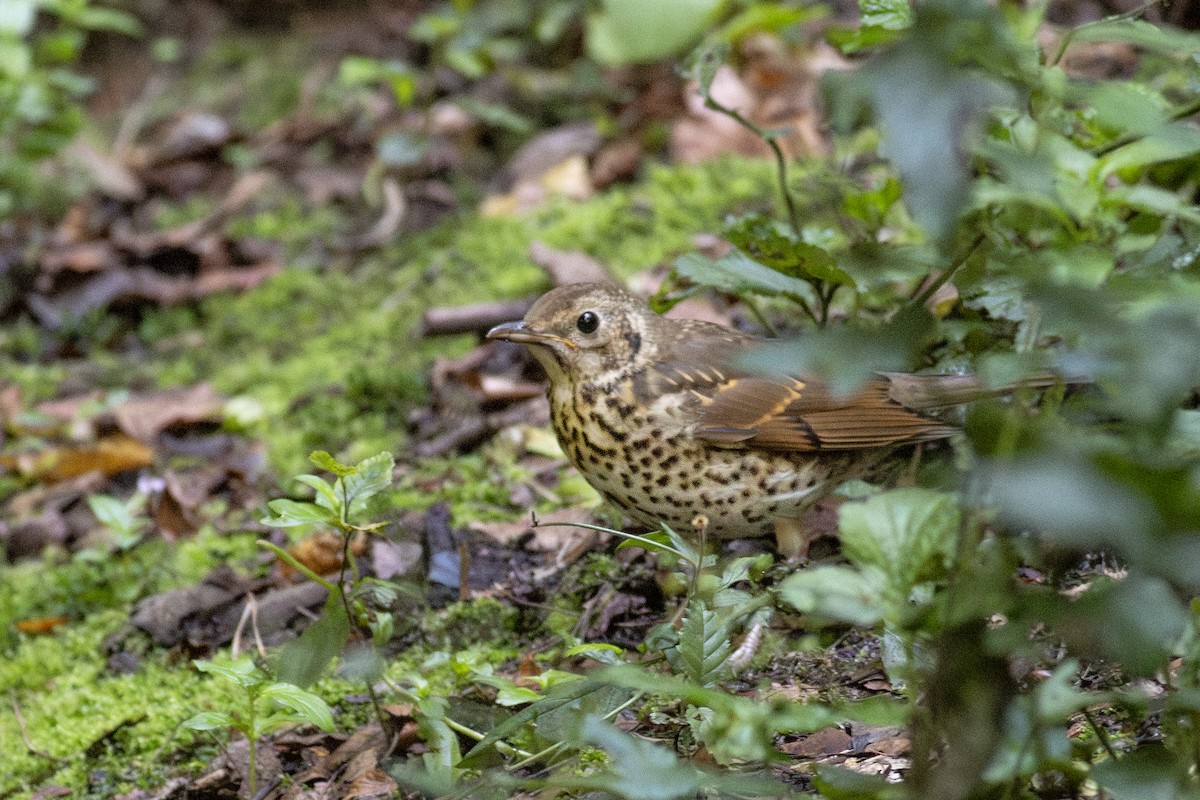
[245,696,258,799]
[740,296,778,337]
[1084,708,1119,760]
[1049,0,1162,66]
[702,96,802,235]
[783,290,820,327]
[910,233,985,309]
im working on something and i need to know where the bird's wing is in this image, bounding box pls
[691,375,956,451]
[659,323,958,452]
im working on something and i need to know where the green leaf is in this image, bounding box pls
[87,494,136,537]
[586,0,720,67]
[339,451,395,518]
[674,250,815,300]
[459,679,631,768]
[838,488,960,587]
[261,498,338,527]
[777,565,885,627]
[70,6,143,36]
[739,304,936,396]
[1092,745,1192,800]
[724,214,855,286]
[309,450,355,477]
[859,0,913,30]
[814,764,902,799]
[674,600,732,688]
[987,455,1161,553]
[568,715,702,800]
[194,657,261,688]
[718,4,817,44]
[292,474,341,513]
[0,0,37,35]
[1069,17,1200,58]
[684,41,728,98]
[1054,573,1188,677]
[275,589,350,688]
[182,711,233,731]
[1097,122,1200,178]
[260,683,335,731]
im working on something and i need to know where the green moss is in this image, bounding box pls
[424,597,520,652]
[0,612,219,798]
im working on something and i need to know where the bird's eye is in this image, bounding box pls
[576,311,600,334]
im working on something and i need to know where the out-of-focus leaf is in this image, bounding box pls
[567,716,702,800]
[684,41,729,97]
[194,656,260,687]
[1092,743,1193,800]
[868,46,1010,242]
[778,565,885,626]
[1068,17,1200,57]
[1033,573,1189,677]
[987,454,1160,550]
[813,765,901,799]
[586,0,720,66]
[1033,660,1107,723]
[275,589,348,688]
[0,0,37,35]
[1097,122,1200,178]
[674,250,814,299]
[719,3,818,43]
[261,498,338,527]
[1079,81,1169,138]
[182,711,232,731]
[458,679,630,768]
[377,132,429,168]
[859,0,913,30]
[740,304,936,396]
[88,494,136,537]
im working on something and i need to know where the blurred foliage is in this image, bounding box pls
[649,0,1200,797]
[0,0,139,221]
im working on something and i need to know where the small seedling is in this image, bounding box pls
[184,656,334,798]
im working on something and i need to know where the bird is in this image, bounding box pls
[487,282,1043,545]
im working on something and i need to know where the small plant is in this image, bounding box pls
[183,656,334,798]
[259,451,397,721]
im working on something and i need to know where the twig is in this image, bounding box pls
[11,693,59,761]
[421,298,537,337]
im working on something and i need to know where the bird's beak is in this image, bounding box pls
[487,321,577,349]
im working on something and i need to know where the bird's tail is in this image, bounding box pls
[881,372,1070,410]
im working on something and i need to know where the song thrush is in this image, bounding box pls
[488,282,1024,541]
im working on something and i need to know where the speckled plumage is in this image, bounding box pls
[488,283,988,540]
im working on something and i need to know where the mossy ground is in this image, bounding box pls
[0,139,785,796]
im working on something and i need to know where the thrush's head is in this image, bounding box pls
[487,283,660,385]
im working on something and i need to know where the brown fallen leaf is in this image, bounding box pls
[31,433,155,482]
[780,727,852,758]
[529,241,613,286]
[283,531,367,580]
[15,615,70,635]
[112,383,225,444]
